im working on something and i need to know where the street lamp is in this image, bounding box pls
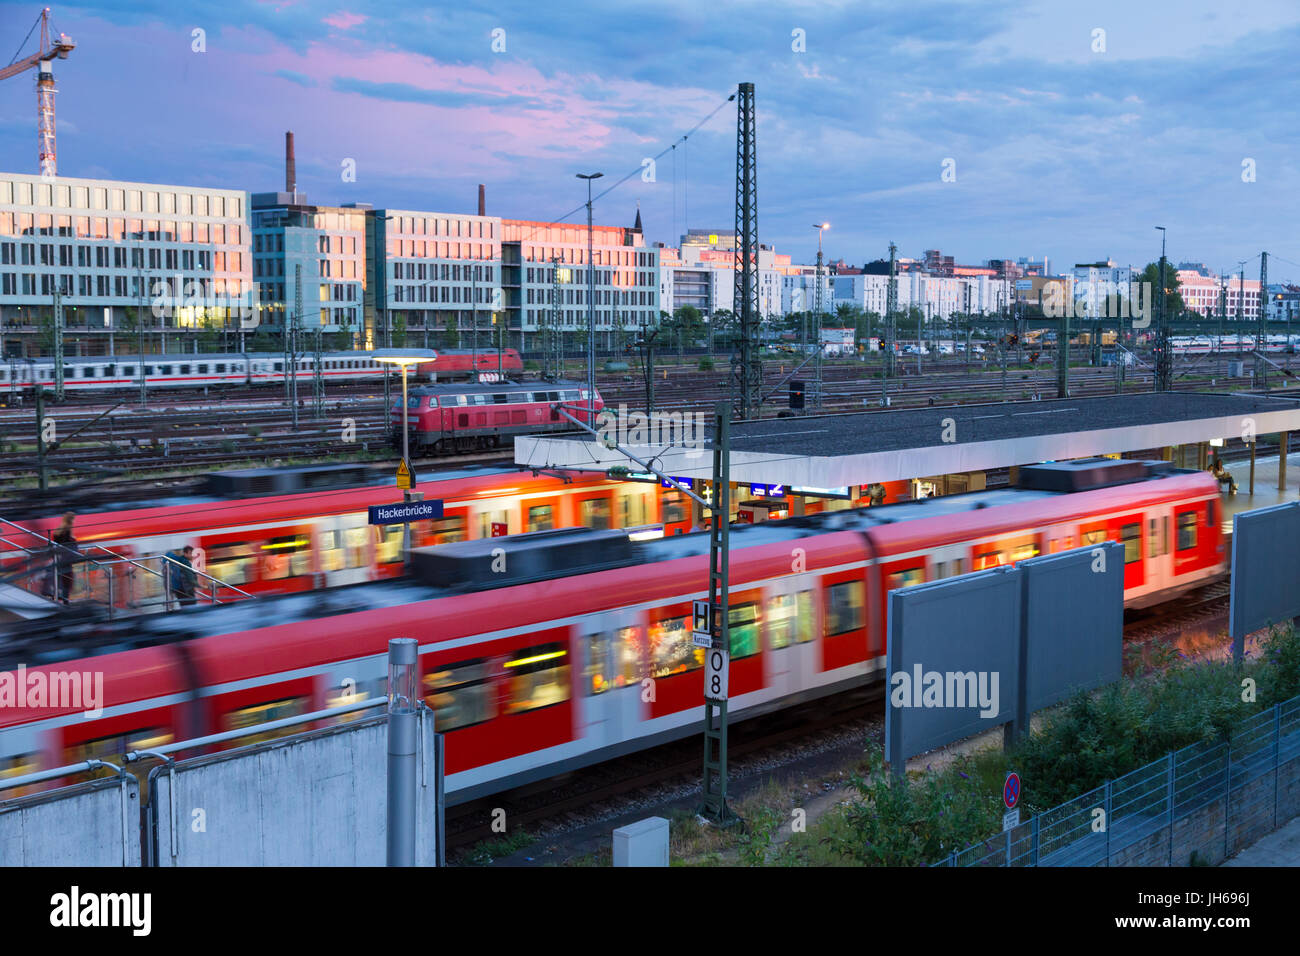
[577,172,603,424]
[373,347,439,557]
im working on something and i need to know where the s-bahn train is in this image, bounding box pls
[0,349,521,396]
[0,461,681,608]
[0,459,1226,801]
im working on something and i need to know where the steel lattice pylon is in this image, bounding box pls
[730,82,761,420]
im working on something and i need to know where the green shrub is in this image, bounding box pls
[698,357,715,371]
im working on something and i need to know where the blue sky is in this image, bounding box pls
[1,0,1298,280]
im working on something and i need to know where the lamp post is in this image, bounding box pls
[577,172,603,423]
[380,215,396,420]
[373,348,439,557]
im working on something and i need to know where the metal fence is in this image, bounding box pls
[936,693,1300,866]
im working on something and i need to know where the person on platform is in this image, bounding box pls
[167,545,198,607]
[1209,457,1238,495]
[50,512,78,604]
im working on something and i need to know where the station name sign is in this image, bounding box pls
[368,500,444,525]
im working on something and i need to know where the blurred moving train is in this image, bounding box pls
[0,459,1225,801]
[0,348,522,395]
[1170,334,1300,355]
[0,462,683,606]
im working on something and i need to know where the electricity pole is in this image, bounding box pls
[577,171,603,423]
[812,222,828,408]
[1155,226,1170,392]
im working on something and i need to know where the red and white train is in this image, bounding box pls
[1,462,687,606]
[0,459,1225,800]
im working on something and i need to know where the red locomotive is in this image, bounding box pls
[391,381,605,453]
[0,459,1225,802]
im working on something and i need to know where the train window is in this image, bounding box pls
[730,602,761,658]
[262,534,312,579]
[889,567,926,589]
[146,366,156,375]
[1049,535,1076,554]
[1,752,39,782]
[1081,529,1107,546]
[1176,512,1198,551]
[424,659,495,730]
[161,365,173,374]
[198,364,208,374]
[222,697,309,746]
[767,591,815,649]
[406,395,422,408]
[274,362,283,372]
[824,580,864,637]
[1121,522,1141,564]
[318,530,344,572]
[504,643,570,715]
[585,629,611,694]
[661,490,687,524]
[579,497,611,530]
[413,515,466,547]
[427,396,439,407]
[492,393,507,404]
[1207,499,1217,528]
[453,395,468,406]
[375,525,404,565]
[207,541,256,585]
[527,505,555,532]
[180,364,191,374]
[215,363,226,373]
[613,625,644,687]
[648,613,703,678]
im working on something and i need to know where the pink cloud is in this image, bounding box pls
[324,11,367,30]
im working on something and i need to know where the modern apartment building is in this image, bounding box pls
[0,171,252,355]
[249,192,366,341]
[504,213,659,348]
[1176,270,1261,320]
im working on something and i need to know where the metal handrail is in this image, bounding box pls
[0,757,126,792]
[0,515,253,608]
[123,697,388,761]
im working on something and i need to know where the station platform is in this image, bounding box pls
[519,392,1300,492]
[1216,451,1299,535]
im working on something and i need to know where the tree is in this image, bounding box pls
[1138,262,1184,316]
[442,314,460,349]
[392,313,407,347]
[197,315,220,352]
[333,322,354,351]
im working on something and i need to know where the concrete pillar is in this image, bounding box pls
[1197,442,1208,471]
[1007,465,1019,487]
[1279,432,1289,492]
[791,495,806,517]
[968,471,987,491]
[1250,440,1256,495]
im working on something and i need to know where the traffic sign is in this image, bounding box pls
[368,500,443,525]
[1002,808,1020,831]
[396,458,415,490]
[1003,771,1020,810]
[704,647,729,702]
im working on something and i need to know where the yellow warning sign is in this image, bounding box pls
[396,458,414,490]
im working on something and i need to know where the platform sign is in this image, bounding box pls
[662,476,694,490]
[692,600,712,648]
[749,482,786,498]
[1003,771,1020,809]
[368,500,443,525]
[396,458,415,490]
[490,522,508,538]
[704,646,729,702]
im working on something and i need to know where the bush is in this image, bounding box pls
[698,357,715,371]
[247,425,262,438]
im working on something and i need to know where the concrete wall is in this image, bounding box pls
[0,775,140,866]
[149,714,441,866]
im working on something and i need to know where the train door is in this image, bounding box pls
[318,514,372,587]
[658,487,692,537]
[763,576,818,696]
[576,490,614,530]
[578,607,644,752]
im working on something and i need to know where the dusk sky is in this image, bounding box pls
[2,0,1299,281]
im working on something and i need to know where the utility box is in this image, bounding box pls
[1229,361,1247,377]
[613,816,669,867]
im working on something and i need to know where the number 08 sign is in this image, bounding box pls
[705,647,729,702]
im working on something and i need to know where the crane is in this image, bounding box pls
[0,8,75,178]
